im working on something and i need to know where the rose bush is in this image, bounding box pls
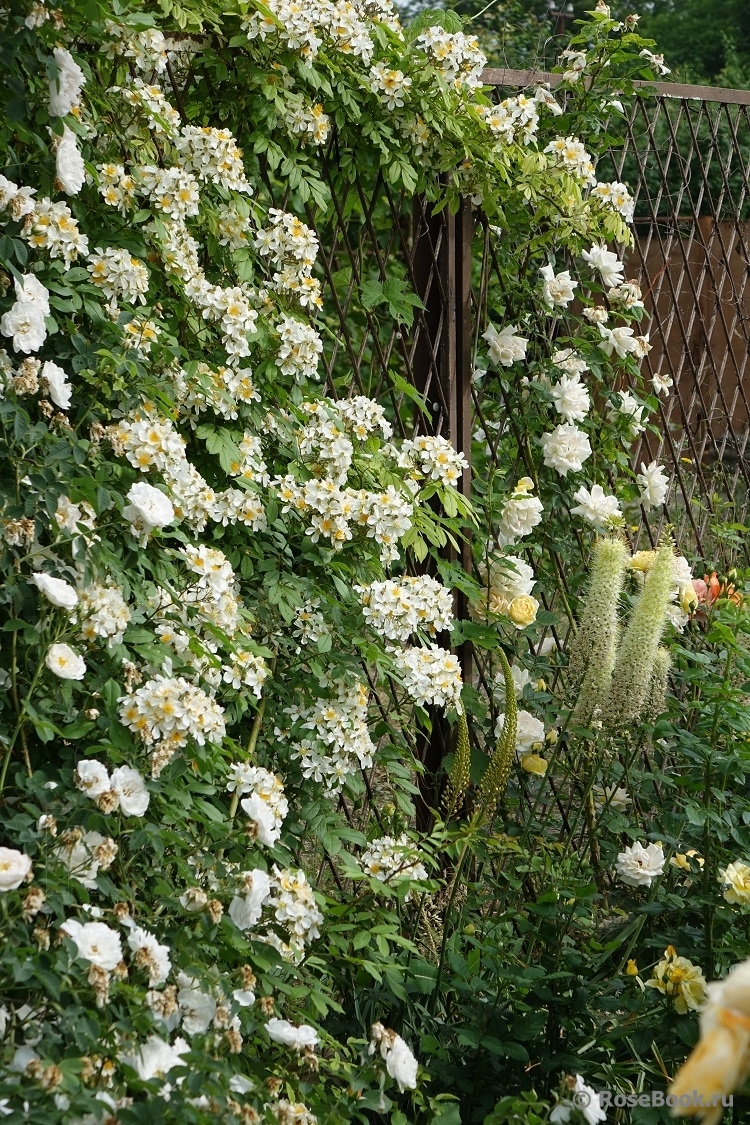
[1,0,750,1123]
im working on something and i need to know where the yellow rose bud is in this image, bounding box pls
[535,678,546,692]
[680,583,698,613]
[514,476,535,495]
[546,728,558,746]
[630,550,657,572]
[507,594,539,629]
[520,753,547,776]
[626,959,639,976]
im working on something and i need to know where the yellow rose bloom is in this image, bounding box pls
[680,583,698,613]
[647,945,707,1014]
[507,594,539,628]
[626,959,639,976]
[519,753,547,775]
[720,861,750,905]
[630,550,656,572]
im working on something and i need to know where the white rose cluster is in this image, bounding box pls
[392,644,463,709]
[242,0,402,66]
[227,764,289,846]
[228,866,323,961]
[289,679,376,792]
[416,26,486,91]
[255,208,321,307]
[361,834,429,892]
[119,674,227,776]
[78,582,132,646]
[399,434,468,488]
[74,759,150,816]
[0,275,51,354]
[369,1022,418,1092]
[355,575,454,642]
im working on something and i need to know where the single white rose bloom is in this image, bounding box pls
[550,373,590,423]
[122,1034,189,1082]
[111,765,150,817]
[60,919,123,971]
[0,298,46,354]
[227,869,273,931]
[46,643,86,680]
[75,759,111,798]
[177,976,217,1036]
[482,323,528,367]
[637,460,669,509]
[30,572,78,610]
[386,1036,418,1091]
[15,274,51,315]
[581,243,625,288]
[127,926,172,986]
[48,47,86,116]
[122,482,175,542]
[570,485,621,528]
[41,360,73,411]
[616,841,665,887]
[598,324,638,358]
[540,264,578,308]
[0,847,33,891]
[241,793,280,847]
[495,708,546,755]
[266,1018,319,1051]
[540,424,591,476]
[55,124,85,195]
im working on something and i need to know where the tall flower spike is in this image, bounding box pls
[443,700,470,818]
[476,649,517,819]
[643,645,672,722]
[605,536,675,728]
[567,535,628,725]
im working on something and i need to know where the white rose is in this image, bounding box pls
[30,572,78,610]
[45,643,86,680]
[581,243,624,288]
[550,374,590,424]
[0,300,47,354]
[570,485,621,528]
[0,847,33,891]
[482,323,528,367]
[241,793,280,847]
[615,841,665,887]
[55,125,85,195]
[385,1036,418,1091]
[540,424,592,476]
[127,926,171,986]
[45,642,86,680]
[48,47,86,116]
[637,460,669,509]
[227,869,272,931]
[540,264,578,308]
[74,759,111,798]
[123,482,175,542]
[41,360,72,410]
[15,274,50,315]
[177,977,216,1035]
[266,1018,319,1050]
[60,919,123,970]
[111,765,150,817]
[122,1034,189,1082]
[495,708,545,754]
